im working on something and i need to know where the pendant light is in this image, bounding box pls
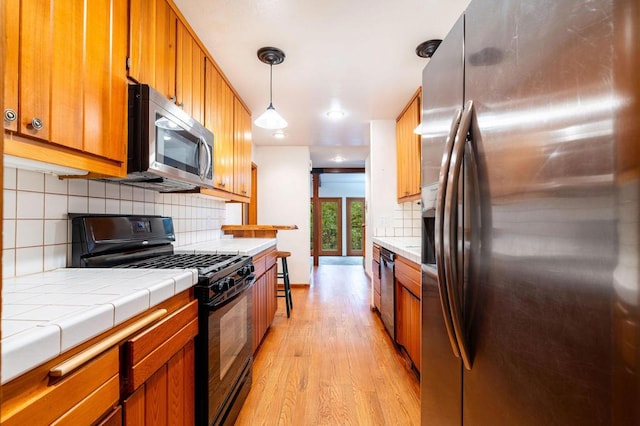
[254,47,288,130]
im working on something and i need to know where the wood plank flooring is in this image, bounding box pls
[235,264,420,425]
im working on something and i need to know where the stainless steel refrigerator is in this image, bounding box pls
[420,0,640,424]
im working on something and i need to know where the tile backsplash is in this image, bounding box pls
[3,167,227,278]
[374,200,421,238]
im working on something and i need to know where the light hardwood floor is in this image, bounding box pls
[235,264,420,425]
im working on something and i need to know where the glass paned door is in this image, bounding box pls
[317,198,342,256]
[347,198,364,256]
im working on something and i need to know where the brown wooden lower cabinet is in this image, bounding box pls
[252,247,278,352]
[0,347,120,426]
[394,254,421,373]
[122,301,198,426]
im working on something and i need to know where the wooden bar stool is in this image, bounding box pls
[276,251,293,317]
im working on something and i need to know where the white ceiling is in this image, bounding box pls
[173,0,471,168]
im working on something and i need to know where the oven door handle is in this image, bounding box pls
[204,275,256,310]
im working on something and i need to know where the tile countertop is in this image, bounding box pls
[1,268,198,385]
[372,236,422,264]
[176,238,276,256]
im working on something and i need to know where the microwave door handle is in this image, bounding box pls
[435,108,463,360]
[197,137,210,180]
[203,137,212,179]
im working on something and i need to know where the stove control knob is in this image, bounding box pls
[239,265,255,277]
[215,277,234,292]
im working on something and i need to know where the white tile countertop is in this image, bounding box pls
[372,236,421,264]
[176,238,276,257]
[1,268,197,384]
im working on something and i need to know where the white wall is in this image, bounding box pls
[254,146,311,285]
[369,120,398,239]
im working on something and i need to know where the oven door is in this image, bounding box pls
[196,278,254,426]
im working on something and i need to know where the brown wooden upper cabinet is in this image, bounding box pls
[4,0,127,177]
[176,20,206,124]
[234,99,253,198]
[396,88,422,203]
[128,0,177,102]
[204,60,235,192]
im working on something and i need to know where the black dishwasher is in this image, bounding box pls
[379,247,396,341]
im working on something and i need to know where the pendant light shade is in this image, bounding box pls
[254,47,288,130]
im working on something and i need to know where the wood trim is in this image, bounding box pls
[312,172,320,266]
[247,162,258,224]
[50,374,120,426]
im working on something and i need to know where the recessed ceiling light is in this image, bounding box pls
[273,130,285,139]
[326,110,345,119]
[333,155,345,163]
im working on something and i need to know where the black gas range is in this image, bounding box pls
[71,214,255,426]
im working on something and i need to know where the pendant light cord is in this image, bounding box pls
[269,63,273,106]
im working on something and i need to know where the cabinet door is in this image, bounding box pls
[204,60,235,191]
[19,0,52,141]
[51,0,84,150]
[4,0,19,132]
[128,0,176,101]
[84,0,127,161]
[128,0,156,84]
[154,0,177,101]
[176,21,205,122]
[396,91,421,202]
[396,284,421,372]
[233,98,252,197]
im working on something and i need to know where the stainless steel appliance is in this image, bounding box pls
[104,84,213,192]
[379,247,396,340]
[420,0,640,424]
[71,214,255,426]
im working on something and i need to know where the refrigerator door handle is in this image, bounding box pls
[444,99,474,371]
[435,108,463,359]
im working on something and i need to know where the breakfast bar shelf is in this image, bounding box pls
[221,225,298,238]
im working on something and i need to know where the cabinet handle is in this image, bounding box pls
[177,102,184,108]
[218,182,226,187]
[242,190,247,195]
[30,117,44,130]
[49,308,168,378]
[170,95,177,103]
[4,109,17,122]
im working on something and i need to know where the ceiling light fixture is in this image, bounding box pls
[326,110,345,119]
[254,47,288,130]
[273,130,285,139]
[333,155,346,163]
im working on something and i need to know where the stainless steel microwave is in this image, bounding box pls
[110,84,214,191]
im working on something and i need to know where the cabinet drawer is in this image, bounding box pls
[253,247,276,278]
[373,244,380,262]
[374,288,381,310]
[1,347,119,426]
[125,300,198,392]
[373,260,381,293]
[395,255,421,299]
